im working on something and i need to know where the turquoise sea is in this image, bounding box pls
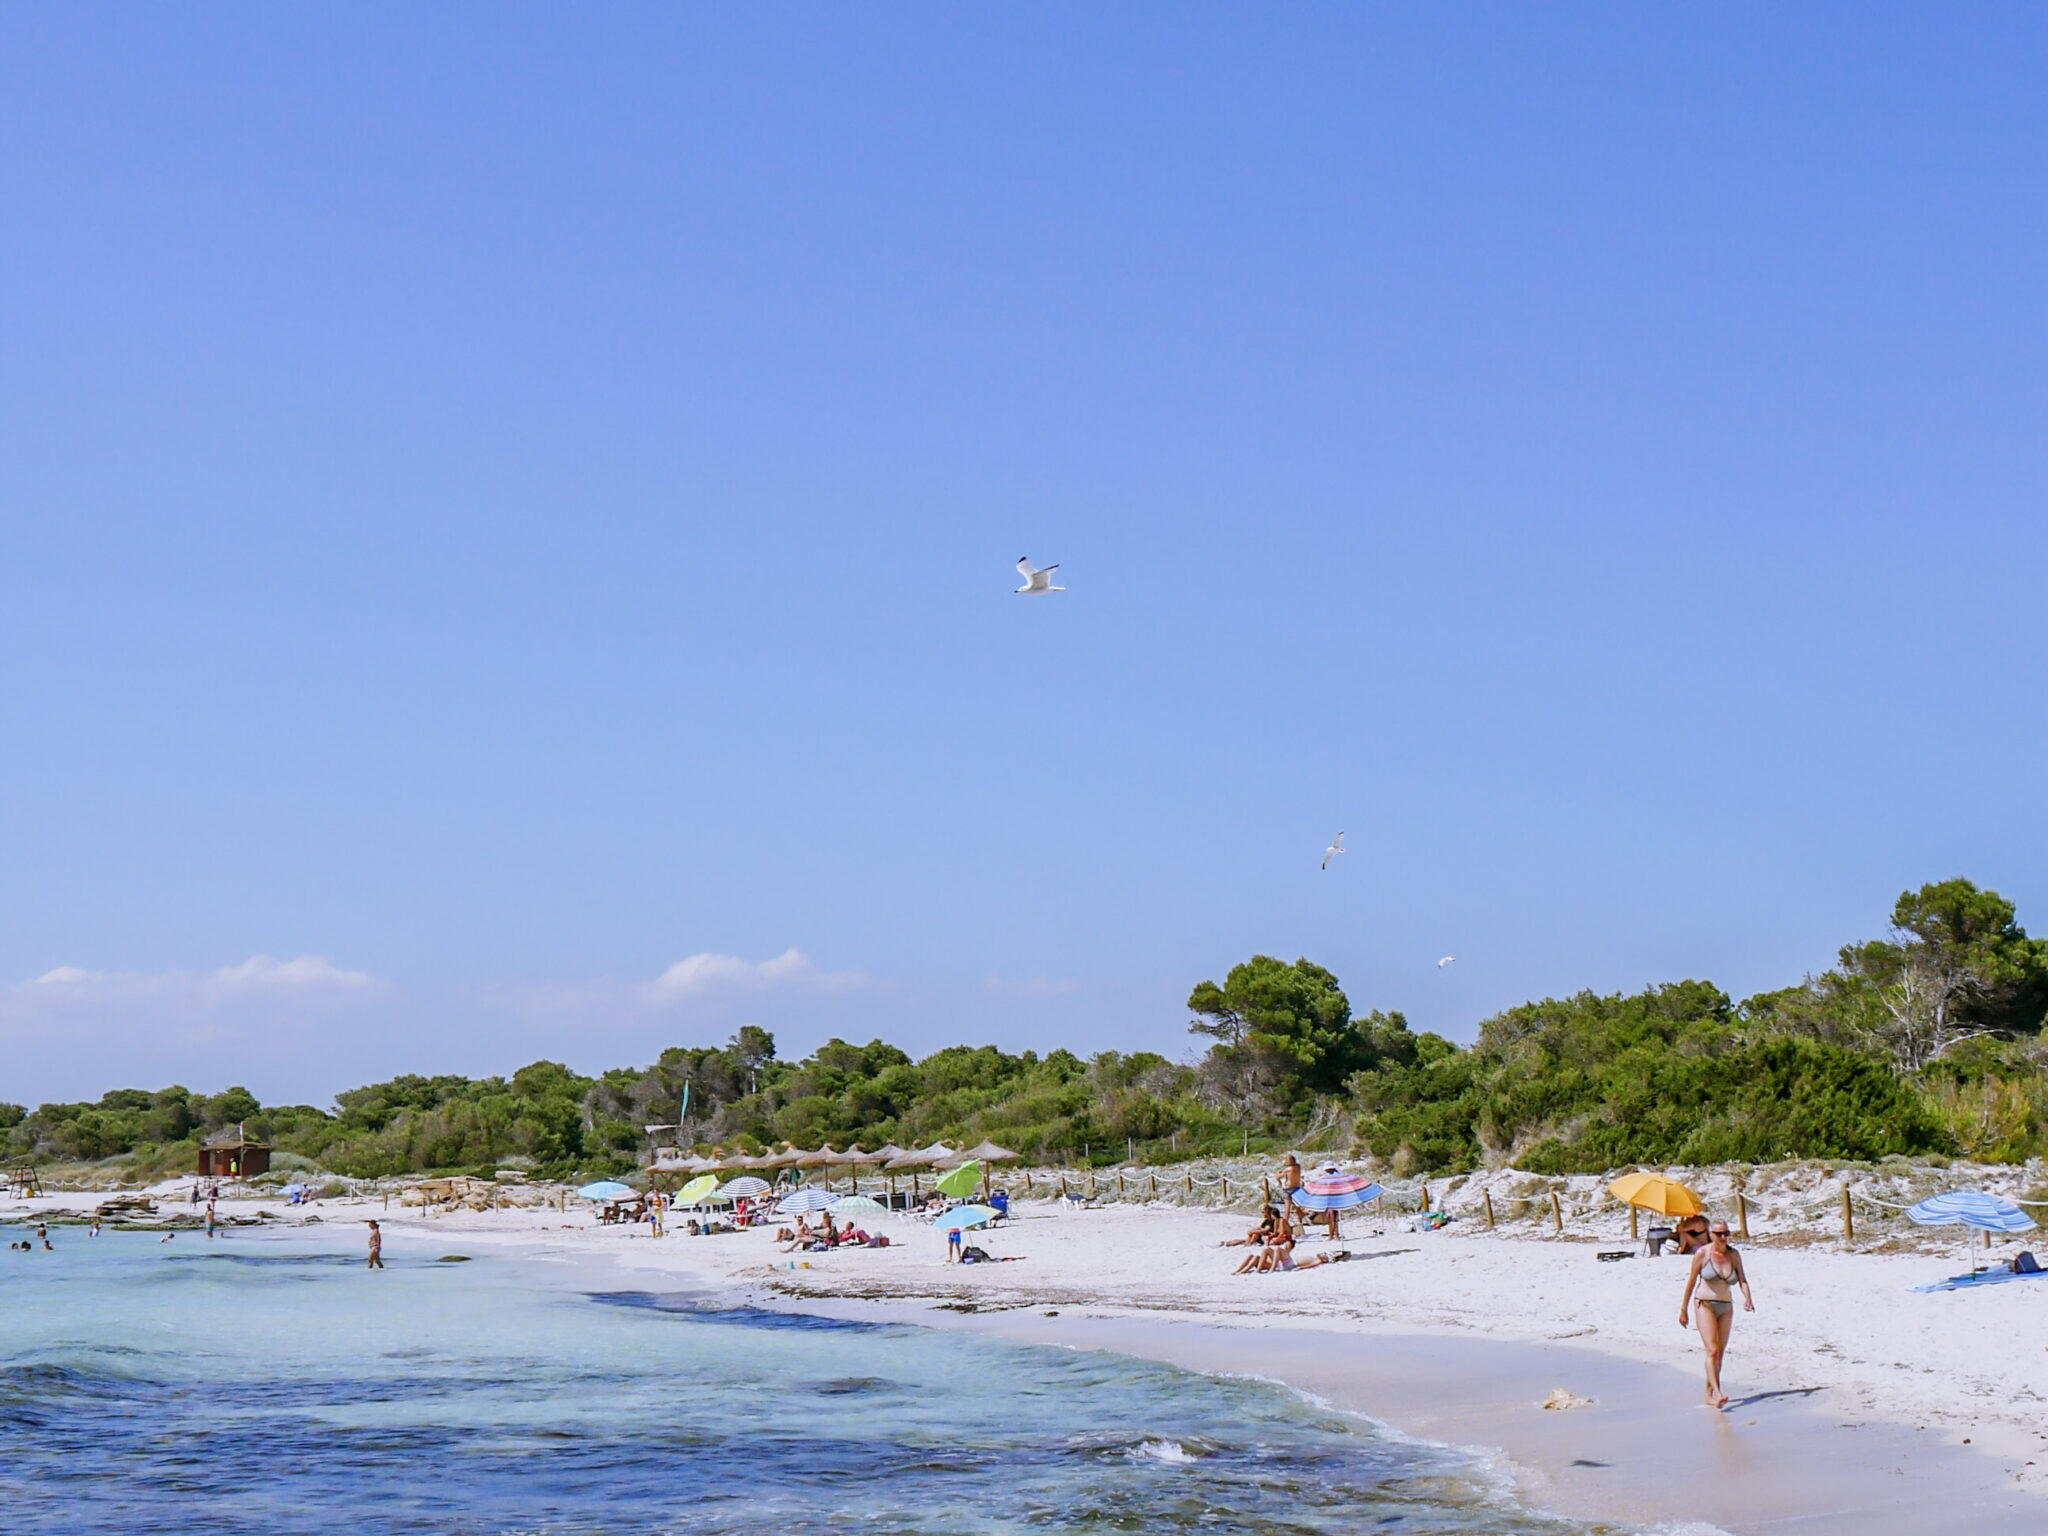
[0,1226,1596,1534]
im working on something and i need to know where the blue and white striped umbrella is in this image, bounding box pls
[1905,1190,2035,1233]
[774,1188,839,1215]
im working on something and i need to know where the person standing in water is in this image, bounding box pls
[205,1198,217,1240]
[1679,1219,1754,1407]
[366,1220,384,1270]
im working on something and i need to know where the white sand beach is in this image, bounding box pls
[15,1180,2046,1534]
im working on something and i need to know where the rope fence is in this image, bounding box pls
[755,1156,2048,1248]
[63,1156,2037,1246]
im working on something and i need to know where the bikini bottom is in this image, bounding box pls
[1695,1299,1732,1317]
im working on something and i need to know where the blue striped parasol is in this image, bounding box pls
[1906,1190,2034,1233]
[774,1188,839,1215]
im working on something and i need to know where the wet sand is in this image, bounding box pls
[902,1312,2041,1536]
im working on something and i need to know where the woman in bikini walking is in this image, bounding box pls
[1678,1220,1754,1407]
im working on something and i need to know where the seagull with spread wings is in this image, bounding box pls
[1321,832,1345,870]
[1015,557,1064,594]
[1437,955,1456,968]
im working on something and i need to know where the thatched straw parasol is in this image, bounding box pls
[886,1141,954,1171]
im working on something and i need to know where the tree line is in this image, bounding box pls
[7,878,2043,1180]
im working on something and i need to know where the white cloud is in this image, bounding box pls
[10,956,379,1009]
[643,948,868,1005]
[213,955,372,990]
[32,966,97,987]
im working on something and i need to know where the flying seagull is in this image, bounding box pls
[1015,557,1064,595]
[1437,955,1456,968]
[1321,832,1345,870]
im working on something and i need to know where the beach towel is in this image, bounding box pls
[1909,1267,2048,1293]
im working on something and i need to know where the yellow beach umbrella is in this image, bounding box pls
[674,1173,721,1206]
[1607,1171,1702,1217]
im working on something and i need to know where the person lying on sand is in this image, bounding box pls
[1265,1230,1351,1272]
[1221,1207,1284,1247]
[1235,1229,1350,1274]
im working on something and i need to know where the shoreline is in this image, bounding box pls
[12,1188,2045,1534]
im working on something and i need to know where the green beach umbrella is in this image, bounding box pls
[934,1160,982,1199]
[674,1173,720,1206]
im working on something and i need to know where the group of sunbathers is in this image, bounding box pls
[1225,1204,1348,1273]
[776,1212,890,1253]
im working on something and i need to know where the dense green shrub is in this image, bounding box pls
[9,878,2043,1179]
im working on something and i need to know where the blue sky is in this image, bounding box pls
[4,8,2045,1106]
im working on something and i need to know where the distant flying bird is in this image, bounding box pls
[1321,832,1345,870]
[1437,955,1456,968]
[1015,557,1064,594]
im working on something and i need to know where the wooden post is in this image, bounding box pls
[1736,1191,1749,1240]
[1550,1190,1563,1234]
[1420,1182,1429,1214]
[1484,1190,1495,1229]
[1117,1173,1125,1198]
[1264,1177,1272,1203]
[1221,1177,1229,1201]
[1149,1173,1156,1196]
[1089,1172,1097,1198]
[1024,1172,1032,1194]
[1059,1175,1067,1199]
[1629,1204,1638,1241]
[1185,1173,1192,1194]
[1840,1185,1853,1242]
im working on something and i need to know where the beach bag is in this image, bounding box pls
[2016,1251,2041,1274]
[960,1244,992,1264]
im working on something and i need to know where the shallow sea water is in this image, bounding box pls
[0,1228,1603,1534]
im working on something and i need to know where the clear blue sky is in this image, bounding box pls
[4,7,2045,1107]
